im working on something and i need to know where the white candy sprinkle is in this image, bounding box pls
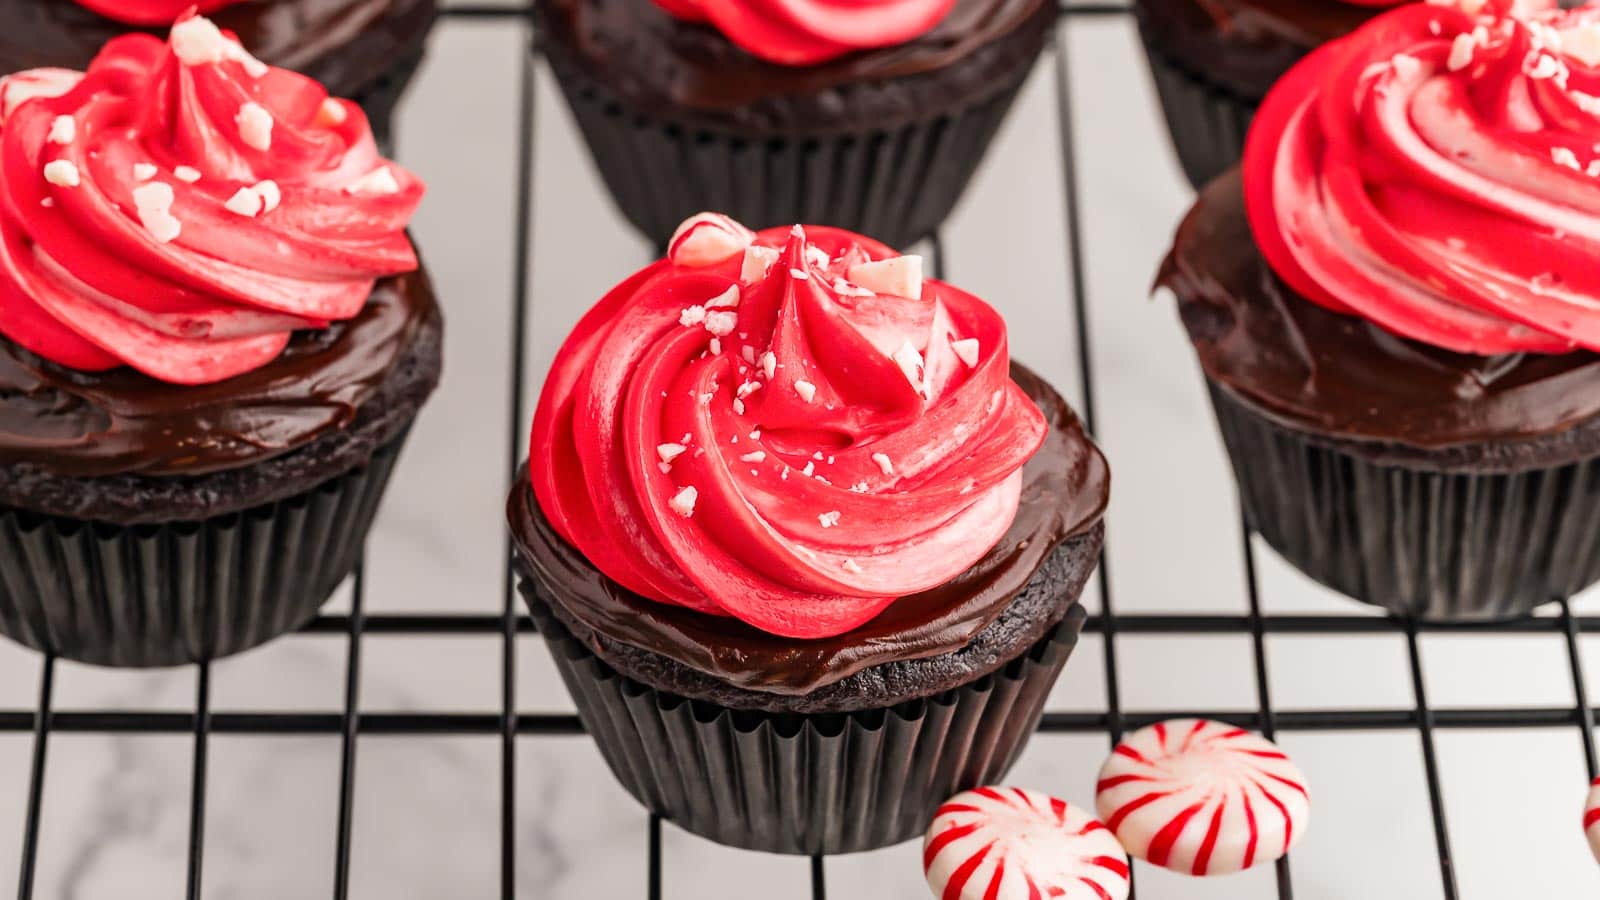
[802,461,815,477]
[132,181,174,211]
[847,255,923,300]
[812,451,824,461]
[742,245,779,282]
[706,285,740,309]
[794,380,816,403]
[790,268,810,281]
[1554,146,1582,169]
[669,212,753,267]
[1527,53,1564,80]
[319,98,348,125]
[174,165,201,183]
[252,180,280,212]
[346,166,399,195]
[680,305,706,326]
[951,338,980,368]
[805,245,830,269]
[1448,33,1476,71]
[236,101,273,151]
[732,398,745,415]
[842,559,863,574]
[170,16,229,66]
[759,351,777,380]
[134,163,158,181]
[741,345,756,364]
[139,207,181,243]
[39,198,52,208]
[891,340,925,392]
[818,511,841,529]
[850,481,869,493]
[42,159,78,187]
[1588,159,1600,177]
[669,486,698,517]
[831,277,873,298]
[872,453,894,475]
[740,451,766,463]
[657,443,687,463]
[750,429,761,440]
[709,337,722,356]
[1391,53,1423,80]
[47,115,74,145]
[224,186,263,217]
[704,311,738,336]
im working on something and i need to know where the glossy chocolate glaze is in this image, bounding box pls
[1136,0,1379,99]
[0,0,437,94]
[538,0,1052,133]
[509,363,1109,697]
[0,269,439,479]
[1165,171,1600,456]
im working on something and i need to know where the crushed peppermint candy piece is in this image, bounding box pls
[132,181,174,211]
[732,398,746,415]
[706,285,740,308]
[794,380,817,403]
[224,186,264,217]
[346,166,400,195]
[669,212,754,267]
[1527,53,1564,80]
[253,180,281,212]
[805,245,830,269]
[704,311,738,336]
[669,486,698,517]
[802,461,815,476]
[842,559,863,574]
[1448,33,1476,70]
[741,345,756,364]
[872,452,894,475]
[1391,53,1423,80]
[47,115,74,145]
[1554,146,1581,169]
[319,98,348,126]
[657,443,687,463]
[170,16,231,66]
[847,255,923,300]
[759,351,777,380]
[43,159,79,187]
[173,165,202,183]
[740,451,766,463]
[0,69,82,126]
[790,267,810,281]
[818,511,841,528]
[831,277,874,298]
[891,340,926,392]
[134,163,159,181]
[680,305,707,326]
[742,245,779,282]
[139,207,182,243]
[950,338,980,368]
[236,101,273,151]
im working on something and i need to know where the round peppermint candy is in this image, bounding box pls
[1585,776,1600,863]
[923,786,1129,900]
[1095,719,1309,876]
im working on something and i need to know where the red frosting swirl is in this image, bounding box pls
[529,214,1047,639]
[73,1,243,27]
[1242,0,1600,355]
[649,0,959,65]
[0,14,423,384]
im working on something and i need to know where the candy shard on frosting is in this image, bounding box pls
[1244,0,1600,355]
[528,214,1047,638]
[1096,719,1310,876]
[923,787,1130,900]
[0,14,424,385]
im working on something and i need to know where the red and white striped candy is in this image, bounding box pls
[923,786,1130,900]
[1585,776,1600,863]
[1095,719,1309,876]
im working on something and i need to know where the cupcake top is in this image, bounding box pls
[0,14,437,481]
[72,0,243,26]
[646,0,961,65]
[1165,0,1600,454]
[515,213,1106,700]
[540,0,1049,131]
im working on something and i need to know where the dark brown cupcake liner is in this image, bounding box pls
[537,45,1035,250]
[1135,28,1258,190]
[0,433,409,668]
[522,586,1086,854]
[1209,382,1600,621]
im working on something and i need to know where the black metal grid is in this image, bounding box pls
[6,3,1599,899]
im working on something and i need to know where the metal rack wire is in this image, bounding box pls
[6,3,1600,899]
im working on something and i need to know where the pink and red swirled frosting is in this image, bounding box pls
[73,1,243,27]
[1244,0,1600,355]
[649,0,959,65]
[530,214,1046,639]
[0,14,422,384]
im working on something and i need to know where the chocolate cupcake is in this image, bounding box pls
[1164,1,1600,620]
[536,0,1053,250]
[1134,0,1396,186]
[509,213,1107,853]
[0,16,442,666]
[0,0,437,143]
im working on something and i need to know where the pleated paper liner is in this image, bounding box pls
[1208,382,1600,621]
[537,44,1035,251]
[1134,22,1259,190]
[522,583,1086,855]
[0,433,409,668]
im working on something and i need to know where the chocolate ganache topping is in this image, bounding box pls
[539,0,1048,126]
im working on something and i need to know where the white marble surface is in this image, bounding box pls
[0,5,1597,898]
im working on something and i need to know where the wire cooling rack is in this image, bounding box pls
[5,3,1599,899]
